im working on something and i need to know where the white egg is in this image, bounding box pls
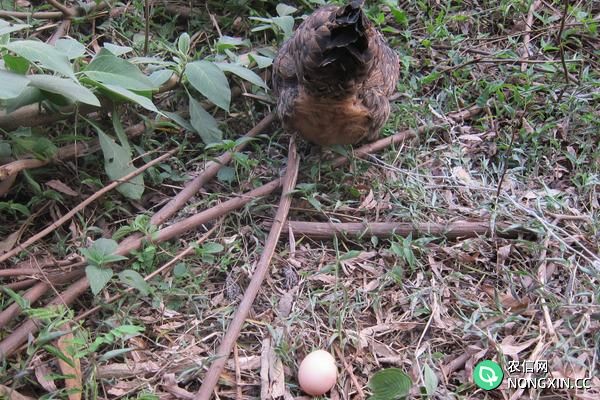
[297,349,338,396]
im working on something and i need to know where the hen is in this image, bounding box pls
[272,0,399,146]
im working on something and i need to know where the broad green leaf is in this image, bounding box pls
[119,269,150,296]
[84,48,156,91]
[423,364,438,396]
[189,95,222,144]
[10,130,58,161]
[0,69,29,100]
[27,74,100,106]
[217,166,235,183]
[215,36,248,52]
[248,53,273,69]
[201,242,224,254]
[86,265,114,295]
[214,62,268,89]
[6,87,43,113]
[0,19,30,35]
[103,42,133,56]
[3,54,30,74]
[148,69,173,87]
[6,40,75,79]
[94,82,158,112]
[185,60,230,111]
[276,4,297,16]
[272,16,295,39]
[368,368,412,400]
[95,126,145,200]
[162,111,194,131]
[55,37,86,59]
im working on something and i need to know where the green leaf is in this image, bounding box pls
[103,42,133,56]
[177,32,190,54]
[276,4,297,16]
[214,62,268,89]
[93,123,145,200]
[5,87,43,113]
[0,69,29,100]
[215,36,248,52]
[27,74,100,106]
[200,242,224,254]
[185,60,230,111]
[10,130,58,160]
[248,53,273,69]
[339,250,361,261]
[423,364,438,396]
[0,19,30,35]
[189,95,222,144]
[94,82,158,112]
[217,166,235,183]
[83,48,156,91]
[55,38,86,59]
[3,54,30,74]
[368,368,412,400]
[86,265,114,295]
[148,69,173,87]
[5,40,75,79]
[162,111,194,131]
[119,269,151,296]
[272,16,295,39]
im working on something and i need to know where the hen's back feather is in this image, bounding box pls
[273,2,399,145]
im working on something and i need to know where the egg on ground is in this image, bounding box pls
[297,349,338,396]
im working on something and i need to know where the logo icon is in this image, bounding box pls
[473,360,504,390]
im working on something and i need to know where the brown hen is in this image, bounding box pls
[272,0,399,146]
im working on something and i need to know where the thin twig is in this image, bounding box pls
[46,0,76,17]
[194,137,299,400]
[0,149,177,264]
[557,0,571,85]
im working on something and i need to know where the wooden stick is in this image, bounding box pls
[282,221,536,240]
[194,137,299,400]
[0,282,49,329]
[0,149,177,263]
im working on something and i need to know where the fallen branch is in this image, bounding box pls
[0,0,108,20]
[0,282,49,330]
[194,136,299,400]
[282,221,537,240]
[0,148,177,263]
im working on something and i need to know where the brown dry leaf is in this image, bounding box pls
[260,337,271,399]
[45,180,79,196]
[0,231,20,254]
[499,335,538,359]
[452,166,476,186]
[56,329,82,400]
[359,189,377,210]
[34,361,58,392]
[269,346,286,398]
[0,385,35,400]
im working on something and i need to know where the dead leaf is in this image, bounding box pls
[46,180,78,196]
[499,335,538,358]
[56,328,82,400]
[0,231,20,254]
[0,385,35,400]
